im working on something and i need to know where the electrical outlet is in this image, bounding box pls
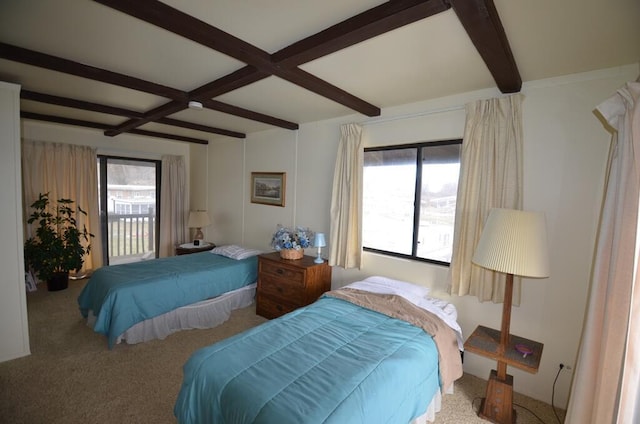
[559,363,572,370]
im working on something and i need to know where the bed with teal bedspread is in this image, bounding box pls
[78,252,258,348]
[174,294,452,424]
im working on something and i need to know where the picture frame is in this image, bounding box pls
[251,172,286,207]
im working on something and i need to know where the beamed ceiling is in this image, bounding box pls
[0,0,638,145]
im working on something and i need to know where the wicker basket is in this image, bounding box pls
[279,248,304,260]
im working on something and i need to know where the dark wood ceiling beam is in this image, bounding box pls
[103,65,298,136]
[0,42,187,101]
[107,93,298,137]
[277,68,379,116]
[22,111,109,131]
[92,0,380,116]
[190,65,377,120]
[21,90,144,119]
[21,90,245,138]
[88,0,459,134]
[2,42,295,134]
[188,66,270,100]
[105,100,187,136]
[201,99,299,131]
[448,0,521,93]
[128,128,208,145]
[157,117,245,139]
[92,0,273,69]
[272,0,450,67]
[20,111,208,144]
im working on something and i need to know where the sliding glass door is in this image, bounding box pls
[97,156,161,265]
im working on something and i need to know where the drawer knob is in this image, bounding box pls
[276,269,284,275]
[277,287,283,294]
[276,305,283,311]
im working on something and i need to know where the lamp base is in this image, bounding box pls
[478,370,516,424]
[314,247,324,263]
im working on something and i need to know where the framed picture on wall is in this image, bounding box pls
[251,172,286,207]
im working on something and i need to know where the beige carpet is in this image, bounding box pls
[0,279,565,424]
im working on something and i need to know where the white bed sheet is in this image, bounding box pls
[411,384,454,423]
[86,283,257,345]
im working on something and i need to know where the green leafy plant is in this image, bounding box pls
[24,192,94,282]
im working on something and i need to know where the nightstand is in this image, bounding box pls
[256,252,332,319]
[464,326,544,423]
[175,242,215,255]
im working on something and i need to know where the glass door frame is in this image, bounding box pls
[97,155,162,265]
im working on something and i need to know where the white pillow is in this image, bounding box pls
[362,275,431,298]
[210,245,262,260]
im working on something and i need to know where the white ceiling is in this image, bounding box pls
[0,0,638,143]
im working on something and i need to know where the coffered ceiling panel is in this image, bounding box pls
[0,0,637,144]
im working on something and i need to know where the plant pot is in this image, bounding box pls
[47,271,69,292]
[279,248,304,260]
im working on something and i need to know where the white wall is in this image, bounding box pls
[201,64,639,407]
[0,82,30,362]
[188,143,209,240]
[22,120,191,160]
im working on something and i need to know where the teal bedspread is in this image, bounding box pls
[78,252,258,348]
[174,296,440,424]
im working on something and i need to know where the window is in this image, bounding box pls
[363,140,462,265]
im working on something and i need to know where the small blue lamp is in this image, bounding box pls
[313,233,326,264]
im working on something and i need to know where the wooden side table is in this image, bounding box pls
[256,252,331,319]
[464,325,544,423]
[175,242,215,255]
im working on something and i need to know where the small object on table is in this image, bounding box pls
[515,343,533,358]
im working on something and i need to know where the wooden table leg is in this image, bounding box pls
[478,367,516,424]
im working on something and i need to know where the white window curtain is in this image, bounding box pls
[329,123,363,269]
[448,94,524,304]
[21,140,102,275]
[565,81,640,424]
[159,154,188,257]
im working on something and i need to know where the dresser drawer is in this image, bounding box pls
[256,294,297,319]
[256,252,331,319]
[260,260,305,284]
[259,274,305,304]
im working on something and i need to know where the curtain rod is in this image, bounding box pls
[361,104,464,126]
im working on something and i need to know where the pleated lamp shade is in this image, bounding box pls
[187,211,210,229]
[472,208,550,278]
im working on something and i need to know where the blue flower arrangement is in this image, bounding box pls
[271,225,314,251]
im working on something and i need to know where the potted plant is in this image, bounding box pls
[270,225,314,260]
[24,192,94,291]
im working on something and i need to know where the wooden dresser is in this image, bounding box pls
[256,252,332,319]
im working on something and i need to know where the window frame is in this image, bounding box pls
[363,138,462,267]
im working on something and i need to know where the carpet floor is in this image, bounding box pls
[0,279,565,423]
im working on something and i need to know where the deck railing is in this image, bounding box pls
[107,210,156,258]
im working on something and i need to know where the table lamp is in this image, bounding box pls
[471,208,550,423]
[313,233,326,264]
[187,211,210,242]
